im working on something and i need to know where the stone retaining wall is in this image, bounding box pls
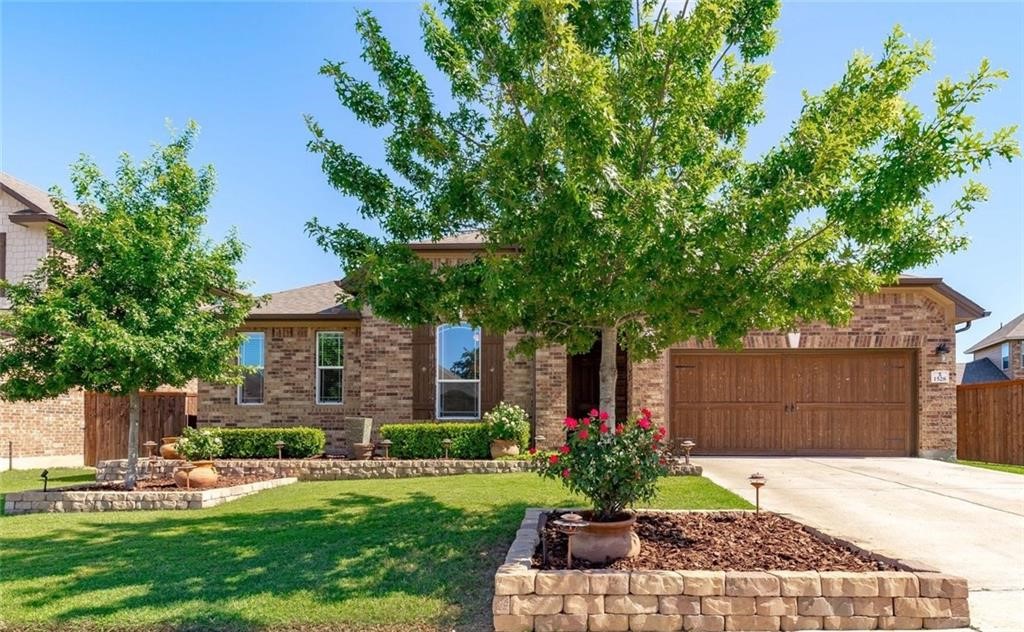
[95,458,703,482]
[495,510,969,631]
[4,477,297,515]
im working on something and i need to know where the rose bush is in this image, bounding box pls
[533,408,668,522]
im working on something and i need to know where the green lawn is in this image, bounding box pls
[959,460,1024,475]
[0,473,749,631]
[0,467,95,506]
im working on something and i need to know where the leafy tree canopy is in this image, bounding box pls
[0,122,256,401]
[307,0,1018,362]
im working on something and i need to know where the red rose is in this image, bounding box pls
[578,429,590,440]
[588,408,599,418]
[599,423,609,434]
[561,468,570,478]
[615,424,624,435]
[549,454,559,465]
[598,411,609,421]
[581,418,591,427]
[564,416,578,429]
[641,407,652,419]
[638,418,651,430]
[528,447,537,455]
[560,444,570,454]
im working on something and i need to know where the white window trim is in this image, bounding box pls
[237,332,265,406]
[1001,342,1010,370]
[435,324,481,420]
[316,331,345,405]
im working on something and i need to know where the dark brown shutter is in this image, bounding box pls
[412,325,436,420]
[0,232,6,296]
[481,329,504,415]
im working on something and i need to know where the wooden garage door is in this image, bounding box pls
[670,351,914,456]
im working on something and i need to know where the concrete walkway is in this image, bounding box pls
[699,457,1024,632]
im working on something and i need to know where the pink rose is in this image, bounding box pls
[588,408,599,418]
[578,429,590,440]
[599,410,609,421]
[599,423,609,434]
[564,417,578,430]
[581,418,591,426]
[560,444,570,454]
[638,418,651,430]
[561,468,570,478]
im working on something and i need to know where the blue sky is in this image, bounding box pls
[2,1,1021,359]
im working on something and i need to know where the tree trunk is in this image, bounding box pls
[599,326,617,419]
[124,390,140,490]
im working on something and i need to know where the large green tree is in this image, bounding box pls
[307,0,1019,415]
[0,123,256,488]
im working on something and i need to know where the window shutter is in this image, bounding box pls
[412,325,436,420]
[481,329,504,415]
[0,232,6,297]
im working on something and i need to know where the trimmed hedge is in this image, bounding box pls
[210,427,326,459]
[379,421,529,459]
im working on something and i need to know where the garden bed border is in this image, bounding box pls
[4,477,297,515]
[95,458,703,482]
[494,508,969,631]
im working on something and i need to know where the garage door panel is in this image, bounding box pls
[670,351,913,456]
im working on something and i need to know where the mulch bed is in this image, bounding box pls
[46,474,278,493]
[534,511,899,572]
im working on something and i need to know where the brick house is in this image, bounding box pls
[0,172,84,468]
[199,235,989,461]
[960,312,1024,384]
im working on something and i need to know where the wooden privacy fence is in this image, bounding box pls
[957,380,1024,466]
[84,392,193,466]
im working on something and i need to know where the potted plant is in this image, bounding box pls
[173,427,224,489]
[484,402,529,459]
[533,408,668,562]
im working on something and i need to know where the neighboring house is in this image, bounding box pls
[961,312,1024,384]
[0,172,83,468]
[199,234,989,461]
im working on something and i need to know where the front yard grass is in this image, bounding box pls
[959,459,1024,475]
[0,473,749,631]
[0,467,94,506]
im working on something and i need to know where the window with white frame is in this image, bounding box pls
[238,332,265,404]
[1001,342,1010,370]
[316,331,344,404]
[436,324,481,419]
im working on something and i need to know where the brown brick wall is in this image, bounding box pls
[358,311,414,423]
[533,345,568,449]
[629,288,959,459]
[504,330,535,418]
[0,390,84,464]
[198,325,361,454]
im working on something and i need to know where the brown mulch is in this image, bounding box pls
[534,511,898,572]
[53,474,278,493]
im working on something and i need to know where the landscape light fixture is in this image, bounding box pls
[274,440,285,459]
[748,473,766,514]
[551,512,590,570]
[379,439,393,460]
[40,469,49,492]
[442,438,452,460]
[681,439,696,466]
[144,440,158,459]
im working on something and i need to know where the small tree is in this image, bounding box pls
[0,123,256,489]
[307,0,1019,414]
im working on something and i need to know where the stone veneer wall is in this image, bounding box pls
[95,458,703,482]
[629,289,960,459]
[4,477,296,514]
[198,325,361,454]
[0,390,84,468]
[495,511,970,632]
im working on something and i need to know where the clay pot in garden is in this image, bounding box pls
[173,460,219,489]
[572,511,641,563]
[352,443,375,460]
[160,437,181,460]
[490,439,520,459]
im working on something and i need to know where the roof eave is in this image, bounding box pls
[894,277,988,322]
[246,312,361,322]
[8,211,66,229]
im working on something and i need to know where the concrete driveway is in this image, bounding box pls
[699,457,1024,632]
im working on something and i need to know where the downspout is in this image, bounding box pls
[955,321,972,334]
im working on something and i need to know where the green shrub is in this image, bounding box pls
[379,422,499,459]
[210,427,325,459]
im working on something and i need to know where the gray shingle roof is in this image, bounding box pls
[965,312,1024,354]
[248,281,359,320]
[0,172,62,216]
[959,358,1010,385]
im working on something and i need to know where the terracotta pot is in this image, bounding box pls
[352,443,375,460]
[160,436,181,460]
[173,460,219,489]
[572,511,641,563]
[490,439,520,459]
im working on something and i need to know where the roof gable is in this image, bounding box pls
[248,281,359,321]
[965,312,1024,354]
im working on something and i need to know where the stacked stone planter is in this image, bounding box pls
[95,458,703,482]
[495,510,969,631]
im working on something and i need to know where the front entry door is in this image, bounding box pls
[567,341,628,421]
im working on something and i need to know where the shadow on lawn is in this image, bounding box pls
[1,490,535,631]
